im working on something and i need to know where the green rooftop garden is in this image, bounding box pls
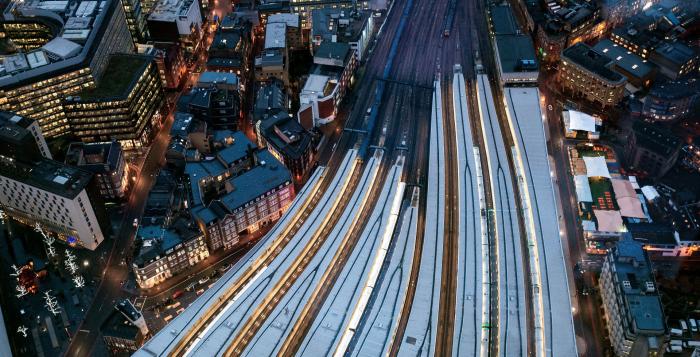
[78,55,149,100]
[589,177,618,211]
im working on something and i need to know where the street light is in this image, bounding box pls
[83,260,89,267]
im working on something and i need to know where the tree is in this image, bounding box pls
[16,326,28,338]
[44,290,60,315]
[35,223,56,258]
[15,284,28,298]
[73,275,85,289]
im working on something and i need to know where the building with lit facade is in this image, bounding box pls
[0,0,134,138]
[185,132,295,252]
[132,219,209,288]
[179,86,239,130]
[121,0,150,43]
[592,39,656,88]
[534,1,605,65]
[288,0,369,28]
[256,111,315,182]
[297,42,357,128]
[310,9,374,62]
[65,141,130,200]
[0,20,56,52]
[141,43,187,90]
[649,42,699,80]
[558,43,627,108]
[101,299,149,354]
[642,78,698,122]
[63,54,165,150]
[0,157,108,250]
[599,235,666,356]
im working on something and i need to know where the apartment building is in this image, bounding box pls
[65,142,130,200]
[599,236,666,356]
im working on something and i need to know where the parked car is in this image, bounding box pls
[219,263,231,273]
[172,290,184,299]
[198,276,210,285]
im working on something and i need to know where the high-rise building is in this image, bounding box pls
[147,0,203,55]
[0,0,134,138]
[0,157,108,250]
[121,0,150,43]
[599,235,666,356]
[63,54,165,150]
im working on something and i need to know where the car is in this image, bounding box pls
[198,276,210,285]
[185,282,197,292]
[219,264,231,273]
[132,218,139,227]
[172,290,184,299]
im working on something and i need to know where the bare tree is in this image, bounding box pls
[16,326,28,338]
[43,290,60,316]
[73,275,85,289]
[15,284,28,298]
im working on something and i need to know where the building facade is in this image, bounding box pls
[558,43,627,107]
[0,158,107,250]
[642,79,699,122]
[63,54,165,150]
[256,111,315,182]
[0,111,52,161]
[625,121,682,179]
[0,0,134,138]
[599,236,666,356]
[132,221,209,288]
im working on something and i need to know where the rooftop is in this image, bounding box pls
[73,54,151,100]
[259,112,312,161]
[593,39,655,79]
[264,22,286,49]
[490,3,520,35]
[0,157,94,199]
[313,42,351,67]
[65,141,122,173]
[254,79,286,116]
[134,217,201,266]
[149,0,197,22]
[562,43,625,83]
[610,236,665,334]
[197,71,239,88]
[170,112,195,138]
[311,9,371,44]
[267,13,299,28]
[190,150,291,224]
[495,34,538,73]
[0,111,36,143]
[652,41,697,66]
[101,309,140,340]
[211,31,242,51]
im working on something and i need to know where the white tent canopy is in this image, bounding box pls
[565,110,597,132]
[574,175,592,202]
[583,156,611,178]
[593,210,625,233]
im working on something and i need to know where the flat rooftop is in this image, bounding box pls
[495,34,538,73]
[264,22,286,49]
[149,0,196,22]
[633,120,681,157]
[562,43,625,83]
[0,157,94,199]
[593,39,654,79]
[268,13,299,28]
[73,54,151,100]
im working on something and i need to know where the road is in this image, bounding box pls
[540,82,608,357]
[63,1,233,354]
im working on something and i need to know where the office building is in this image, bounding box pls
[0,0,133,138]
[599,235,666,356]
[298,42,357,128]
[289,0,370,28]
[558,43,627,107]
[185,133,295,252]
[65,142,130,200]
[642,78,699,122]
[141,43,187,90]
[0,158,107,250]
[593,39,657,88]
[256,111,315,181]
[625,121,682,179]
[132,219,209,288]
[601,0,646,27]
[121,0,150,43]
[147,0,203,54]
[0,111,52,161]
[0,20,55,52]
[310,9,375,62]
[63,54,165,150]
[649,42,699,80]
[196,72,239,91]
[207,14,253,88]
